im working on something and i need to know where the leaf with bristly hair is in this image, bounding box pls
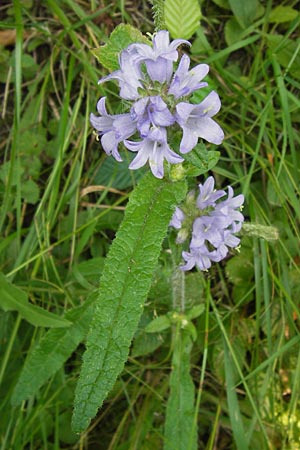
[72,173,187,433]
[91,24,149,72]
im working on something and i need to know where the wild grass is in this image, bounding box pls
[0,0,300,449]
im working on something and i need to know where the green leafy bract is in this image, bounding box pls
[183,143,220,177]
[91,24,150,72]
[145,314,171,333]
[72,173,187,432]
[165,0,201,40]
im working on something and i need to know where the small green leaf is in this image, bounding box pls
[72,174,187,433]
[228,0,258,28]
[165,0,202,40]
[132,312,163,357]
[183,143,220,176]
[183,321,197,341]
[21,179,40,204]
[11,293,96,406]
[187,304,205,320]
[145,315,171,333]
[224,17,245,46]
[91,24,149,72]
[0,273,71,328]
[269,6,298,24]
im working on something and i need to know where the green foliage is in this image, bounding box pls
[165,0,202,39]
[72,174,187,432]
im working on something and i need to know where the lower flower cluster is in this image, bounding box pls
[170,177,244,271]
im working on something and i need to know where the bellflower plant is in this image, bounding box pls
[170,176,244,271]
[72,18,248,442]
[90,30,224,178]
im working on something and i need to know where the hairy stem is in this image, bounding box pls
[151,0,166,31]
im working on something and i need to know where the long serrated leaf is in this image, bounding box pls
[91,24,149,72]
[165,0,201,40]
[0,273,71,328]
[11,292,96,406]
[164,331,197,450]
[72,174,187,432]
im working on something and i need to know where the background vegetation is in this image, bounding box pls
[0,0,300,448]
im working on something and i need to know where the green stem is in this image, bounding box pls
[151,0,166,31]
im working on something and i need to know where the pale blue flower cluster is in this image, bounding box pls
[170,177,244,271]
[90,31,224,178]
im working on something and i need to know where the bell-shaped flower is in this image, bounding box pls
[90,97,137,161]
[212,186,244,227]
[191,216,224,249]
[175,91,224,153]
[99,50,143,100]
[124,126,183,179]
[196,176,226,210]
[181,245,216,271]
[128,30,190,83]
[168,54,209,98]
